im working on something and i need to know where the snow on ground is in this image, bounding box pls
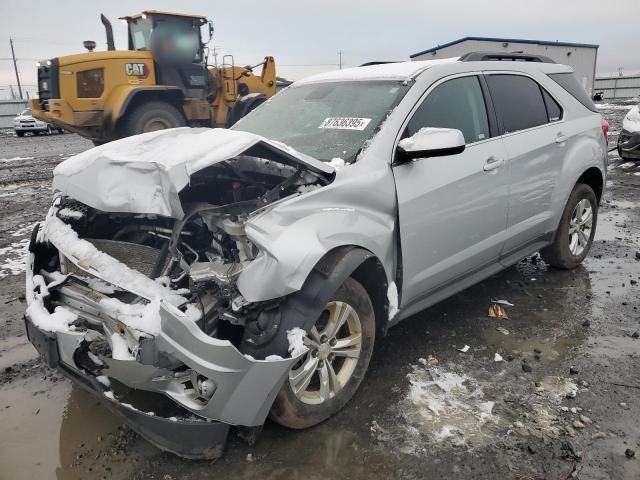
[0,223,35,278]
[0,156,35,162]
[595,103,635,111]
[372,363,498,456]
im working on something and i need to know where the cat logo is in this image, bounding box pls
[125,63,147,77]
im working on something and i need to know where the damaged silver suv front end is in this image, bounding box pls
[24,127,338,459]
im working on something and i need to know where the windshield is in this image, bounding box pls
[233,81,408,162]
[20,109,31,116]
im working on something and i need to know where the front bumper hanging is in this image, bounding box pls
[24,231,300,458]
[25,314,229,459]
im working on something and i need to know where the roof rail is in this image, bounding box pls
[459,51,556,63]
[359,61,400,67]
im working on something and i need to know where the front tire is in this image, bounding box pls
[540,183,598,269]
[15,131,24,137]
[269,277,376,429]
[119,101,186,138]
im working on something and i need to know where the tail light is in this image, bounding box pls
[601,117,609,142]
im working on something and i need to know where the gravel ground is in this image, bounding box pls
[0,106,639,480]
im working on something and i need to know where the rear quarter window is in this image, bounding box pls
[486,74,549,134]
[542,89,563,122]
[548,72,598,113]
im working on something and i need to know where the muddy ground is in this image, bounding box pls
[0,105,639,480]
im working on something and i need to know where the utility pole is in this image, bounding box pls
[338,50,343,70]
[9,37,24,99]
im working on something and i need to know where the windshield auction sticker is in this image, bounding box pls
[319,117,372,130]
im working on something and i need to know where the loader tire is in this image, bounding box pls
[120,101,186,138]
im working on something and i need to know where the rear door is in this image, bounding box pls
[485,73,566,256]
[393,74,509,306]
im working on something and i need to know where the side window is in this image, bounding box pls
[542,89,562,122]
[406,76,490,144]
[486,75,549,133]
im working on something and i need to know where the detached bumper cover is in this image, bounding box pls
[24,219,300,458]
[618,129,640,160]
[24,315,229,459]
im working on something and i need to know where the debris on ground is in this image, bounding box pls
[494,353,504,362]
[491,299,514,307]
[625,448,636,458]
[488,303,509,320]
[496,326,510,336]
[457,345,470,353]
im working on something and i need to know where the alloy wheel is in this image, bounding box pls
[288,301,362,405]
[568,198,593,256]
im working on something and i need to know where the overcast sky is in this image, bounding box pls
[0,0,638,98]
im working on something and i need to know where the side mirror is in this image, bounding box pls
[396,127,466,164]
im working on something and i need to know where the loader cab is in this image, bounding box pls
[121,11,211,97]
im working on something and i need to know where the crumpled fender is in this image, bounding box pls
[237,164,398,303]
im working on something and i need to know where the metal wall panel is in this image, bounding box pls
[594,76,640,99]
[0,100,28,129]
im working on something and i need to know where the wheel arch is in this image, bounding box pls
[106,86,186,132]
[576,166,604,204]
[240,245,391,359]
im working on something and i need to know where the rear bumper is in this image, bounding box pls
[24,315,230,459]
[618,129,640,160]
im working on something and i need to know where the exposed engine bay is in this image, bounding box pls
[39,150,329,356]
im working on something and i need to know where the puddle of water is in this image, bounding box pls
[0,336,38,370]
[0,376,129,480]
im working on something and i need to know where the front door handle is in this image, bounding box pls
[483,156,504,172]
[555,131,568,143]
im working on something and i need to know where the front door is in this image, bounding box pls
[393,74,509,307]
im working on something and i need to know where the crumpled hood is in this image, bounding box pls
[53,127,334,219]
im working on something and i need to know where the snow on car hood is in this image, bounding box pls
[623,105,640,134]
[52,127,334,219]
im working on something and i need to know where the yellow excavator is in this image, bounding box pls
[30,11,277,145]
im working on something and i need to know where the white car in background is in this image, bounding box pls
[13,108,64,137]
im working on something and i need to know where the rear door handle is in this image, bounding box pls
[483,156,504,172]
[555,132,568,143]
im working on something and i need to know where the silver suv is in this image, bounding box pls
[24,53,608,458]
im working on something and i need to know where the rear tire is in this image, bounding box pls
[269,277,375,429]
[540,183,598,269]
[119,101,186,138]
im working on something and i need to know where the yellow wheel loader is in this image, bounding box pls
[30,11,276,145]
